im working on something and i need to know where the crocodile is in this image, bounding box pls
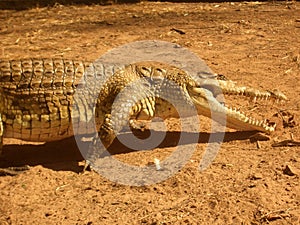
[0,59,286,167]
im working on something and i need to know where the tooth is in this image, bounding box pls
[248,117,252,124]
[248,117,251,124]
[268,125,275,132]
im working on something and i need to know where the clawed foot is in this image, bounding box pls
[124,119,148,132]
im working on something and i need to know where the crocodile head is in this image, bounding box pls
[97,60,287,148]
[126,61,287,134]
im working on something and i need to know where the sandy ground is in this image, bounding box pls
[0,1,299,224]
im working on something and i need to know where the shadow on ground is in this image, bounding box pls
[0,130,257,173]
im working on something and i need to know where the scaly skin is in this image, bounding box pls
[0,59,286,153]
[95,61,286,147]
[0,59,86,147]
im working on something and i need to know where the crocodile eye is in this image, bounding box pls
[139,66,151,77]
[154,68,166,76]
[141,66,150,71]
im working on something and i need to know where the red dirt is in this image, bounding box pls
[0,1,299,224]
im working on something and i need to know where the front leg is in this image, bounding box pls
[99,96,156,149]
[84,96,156,172]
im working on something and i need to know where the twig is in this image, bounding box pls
[259,208,292,222]
[272,139,300,147]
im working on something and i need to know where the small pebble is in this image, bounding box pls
[154,158,161,171]
[283,165,299,176]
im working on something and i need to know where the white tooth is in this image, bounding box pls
[248,117,252,124]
